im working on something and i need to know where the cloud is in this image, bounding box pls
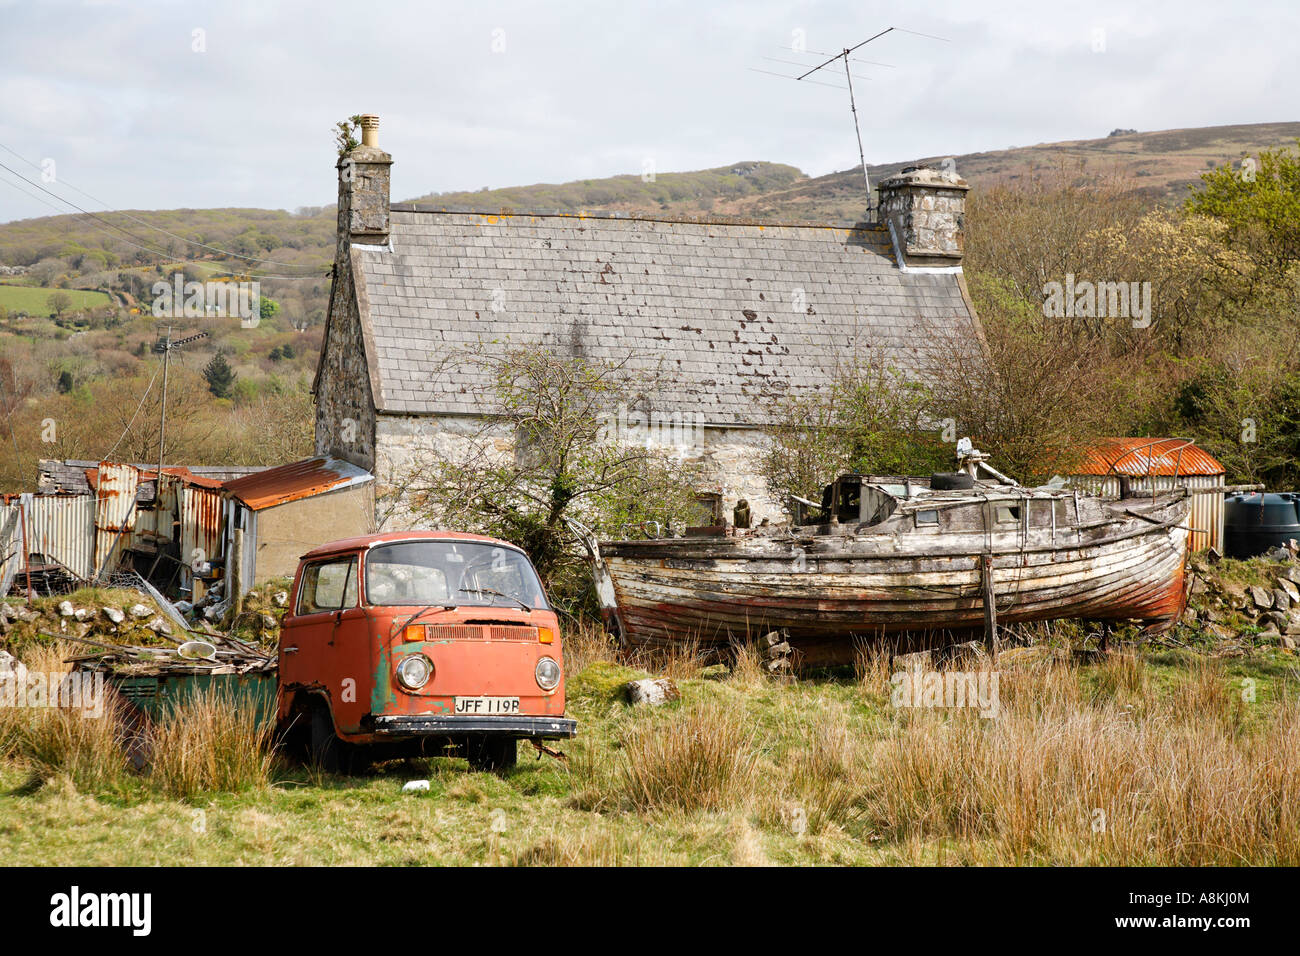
[0,0,1296,222]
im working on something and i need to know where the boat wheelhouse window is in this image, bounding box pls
[837,483,861,522]
[916,509,939,526]
[996,505,1021,524]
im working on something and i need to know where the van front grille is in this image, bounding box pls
[424,624,537,643]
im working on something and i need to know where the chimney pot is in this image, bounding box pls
[360,114,380,148]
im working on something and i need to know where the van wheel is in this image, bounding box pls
[466,737,517,773]
[309,703,367,774]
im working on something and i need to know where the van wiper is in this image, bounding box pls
[458,587,531,612]
[393,603,456,638]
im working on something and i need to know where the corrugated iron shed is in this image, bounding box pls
[1071,439,1226,553]
[222,457,373,511]
[1076,438,1225,478]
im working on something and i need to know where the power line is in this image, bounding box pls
[101,361,163,461]
[0,140,322,271]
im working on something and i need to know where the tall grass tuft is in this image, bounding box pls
[6,642,133,792]
[620,698,759,813]
[148,683,277,799]
[857,655,1300,865]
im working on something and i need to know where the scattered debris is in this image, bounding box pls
[177,640,218,661]
[58,600,75,617]
[102,606,126,625]
[129,603,153,619]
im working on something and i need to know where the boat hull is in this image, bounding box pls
[595,506,1191,666]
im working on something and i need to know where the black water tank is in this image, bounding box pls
[1224,493,1300,558]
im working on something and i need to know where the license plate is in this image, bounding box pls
[454,696,521,715]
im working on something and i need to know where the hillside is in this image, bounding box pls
[0,120,1296,493]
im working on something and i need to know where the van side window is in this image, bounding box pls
[298,557,358,615]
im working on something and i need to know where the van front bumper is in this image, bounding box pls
[371,714,577,739]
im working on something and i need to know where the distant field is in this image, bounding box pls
[0,284,111,314]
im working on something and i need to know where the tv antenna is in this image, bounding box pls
[750,26,949,206]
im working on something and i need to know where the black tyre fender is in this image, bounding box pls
[307,699,368,774]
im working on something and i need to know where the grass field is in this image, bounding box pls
[1,618,1298,867]
[0,284,111,314]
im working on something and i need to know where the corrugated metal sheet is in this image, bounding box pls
[0,494,96,584]
[1077,438,1225,478]
[179,484,225,575]
[1071,474,1224,553]
[93,461,141,575]
[222,457,373,511]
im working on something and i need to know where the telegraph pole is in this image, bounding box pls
[156,325,171,483]
[151,328,207,480]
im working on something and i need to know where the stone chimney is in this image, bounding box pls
[877,165,969,269]
[337,113,392,246]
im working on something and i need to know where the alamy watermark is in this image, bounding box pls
[1042,273,1152,329]
[890,668,1000,719]
[152,273,260,327]
[598,402,705,454]
[0,663,105,718]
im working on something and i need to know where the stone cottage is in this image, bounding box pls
[313,115,986,525]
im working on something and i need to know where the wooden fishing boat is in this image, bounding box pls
[578,446,1193,666]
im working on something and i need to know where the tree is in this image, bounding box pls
[56,370,74,393]
[760,351,949,504]
[47,290,72,317]
[1186,141,1300,296]
[202,350,237,399]
[395,345,701,613]
[259,296,281,321]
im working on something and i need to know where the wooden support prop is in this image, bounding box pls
[232,528,245,616]
[981,553,999,658]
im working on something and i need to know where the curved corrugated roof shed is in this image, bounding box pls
[1077,438,1224,477]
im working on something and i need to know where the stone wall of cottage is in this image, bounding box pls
[371,414,786,531]
[313,261,377,473]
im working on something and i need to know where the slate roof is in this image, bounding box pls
[353,208,983,426]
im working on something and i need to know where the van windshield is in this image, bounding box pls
[364,540,549,610]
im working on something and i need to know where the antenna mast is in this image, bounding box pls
[796,27,895,202]
[753,26,950,210]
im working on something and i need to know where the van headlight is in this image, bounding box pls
[396,654,433,690]
[535,656,561,691]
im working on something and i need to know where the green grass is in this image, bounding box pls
[0,284,111,314]
[2,624,1299,866]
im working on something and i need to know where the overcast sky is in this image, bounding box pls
[0,0,1295,222]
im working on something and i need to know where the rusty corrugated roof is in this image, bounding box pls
[1077,438,1224,477]
[222,457,373,511]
